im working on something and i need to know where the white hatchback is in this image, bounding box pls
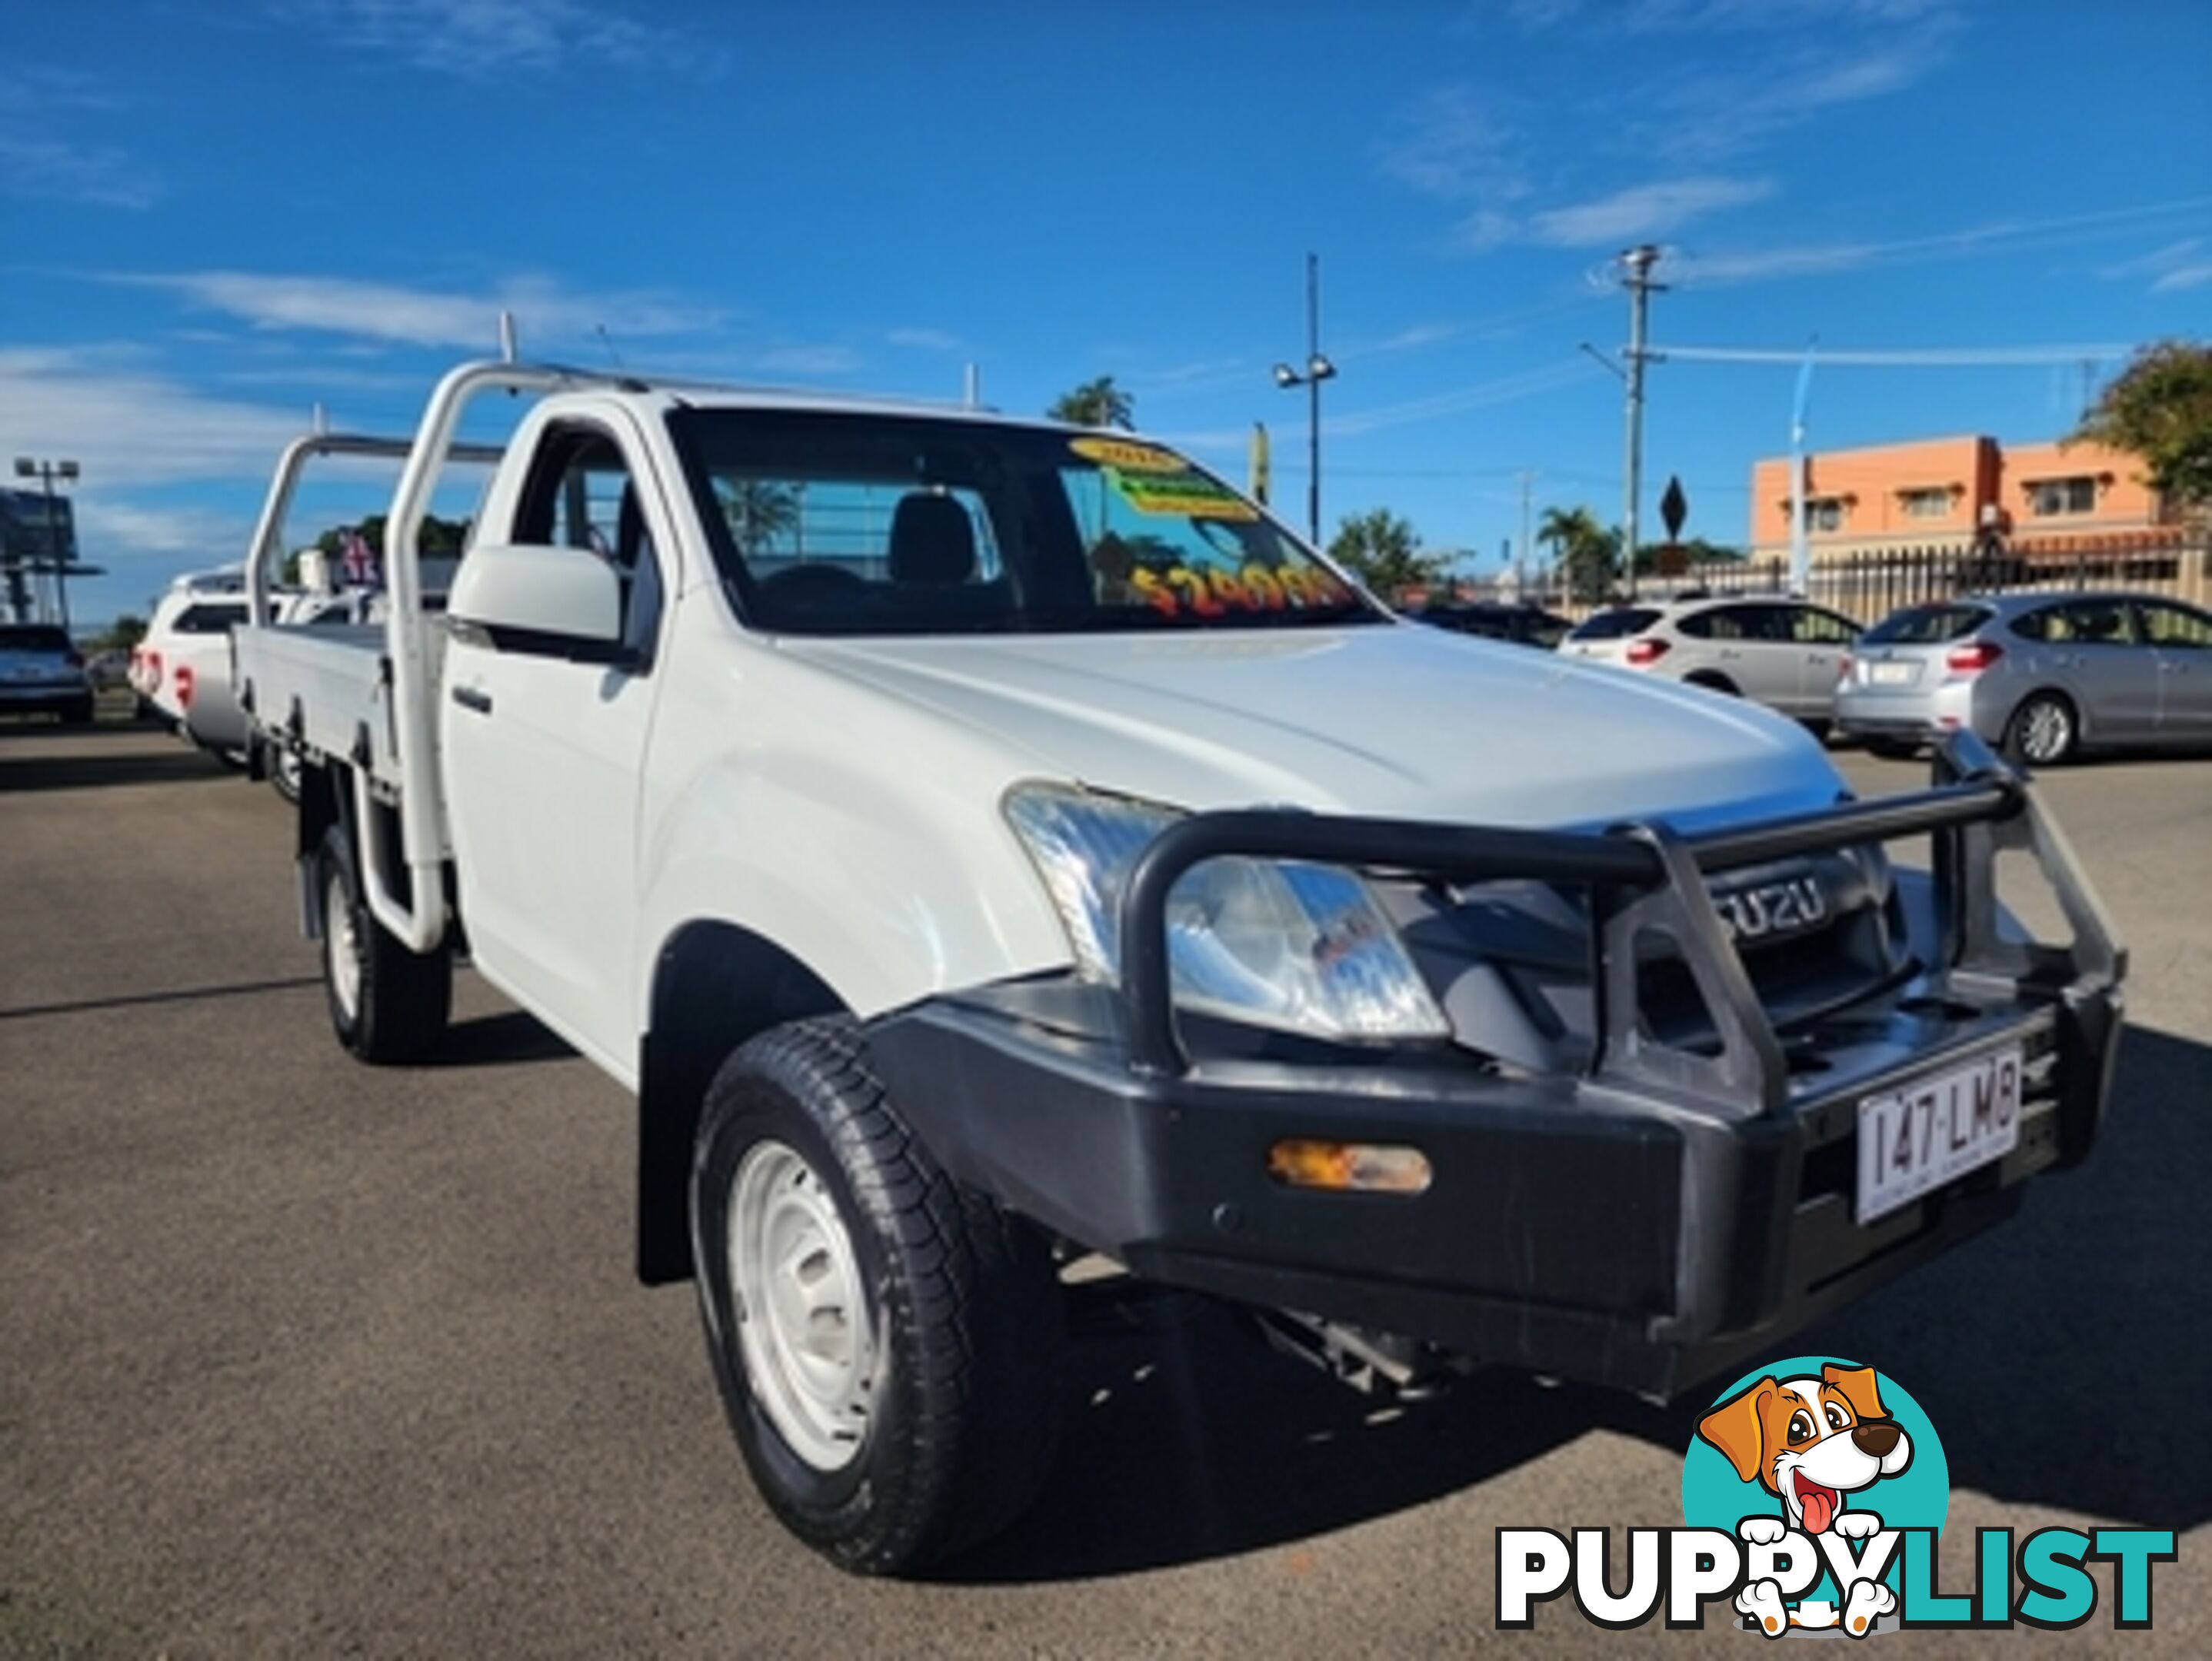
[1558,596,1861,732]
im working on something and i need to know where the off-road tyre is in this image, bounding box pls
[691,1016,1064,1576]
[316,824,451,1064]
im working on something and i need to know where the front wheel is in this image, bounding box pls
[691,1017,1064,1575]
[317,826,451,1063]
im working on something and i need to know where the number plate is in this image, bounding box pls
[1856,1044,2024,1224]
[1870,661,1914,685]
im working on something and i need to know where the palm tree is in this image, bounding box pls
[718,478,802,556]
[1327,508,1441,596]
[1537,505,1621,604]
[1048,376,1135,431]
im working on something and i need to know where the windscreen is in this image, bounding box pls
[1861,604,1992,644]
[668,411,1374,636]
[1565,607,1661,641]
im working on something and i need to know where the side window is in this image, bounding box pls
[1675,610,1713,639]
[1791,607,1858,644]
[173,603,251,635]
[510,425,665,666]
[1709,604,1791,642]
[2010,607,2057,643]
[2139,602,2212,649]
[2060,600,2137,646]
[1699,605,1758,641]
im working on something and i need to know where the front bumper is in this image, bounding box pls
[866,734,2125,1400]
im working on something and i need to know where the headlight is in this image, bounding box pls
[1002,784,1450,1041]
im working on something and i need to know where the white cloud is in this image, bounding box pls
[73,501,254,559]
[0,135,156,209]
[1327,359,1607,438]
[105,270,726,351]
[277,0,708,76]
[1461,175,1773,252]
[1516,0,1955,32]
[1527,175,1775,246]
[0,348,304,487]
[887,328,961,352]
[1675,198,2212,288]
[0,66,124,115]
[748,344,864,378]
[2104,238,2212,294]
[1375,86,1529,202]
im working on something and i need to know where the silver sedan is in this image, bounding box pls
[1836,591,2212,763]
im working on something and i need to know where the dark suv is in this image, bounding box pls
[0,624,95,724]
[1418,601,1571,648]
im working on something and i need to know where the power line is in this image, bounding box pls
[1654,344,2134,367]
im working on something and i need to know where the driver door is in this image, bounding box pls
[441,419,672,1071]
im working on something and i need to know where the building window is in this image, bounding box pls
[2027,476,2097,517]
[1899,487,1952,518]
[1799,497,1844,532]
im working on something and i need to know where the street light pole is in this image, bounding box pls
[1616,245,1663,602]
[13,457,81,633]
[1273,251,1338,547]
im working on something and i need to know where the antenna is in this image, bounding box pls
[963,362,980,408]
[498,310,518,364]
[311,401,328,437]
[596,324,626,370]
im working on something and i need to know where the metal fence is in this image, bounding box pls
[1510,529,2210,624]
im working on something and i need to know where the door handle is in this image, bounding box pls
[451,684,493,715]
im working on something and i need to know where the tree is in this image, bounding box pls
[92,614,145,651]
[1327,508,1441,594]
[1537,504,1621,604]
[717,478,802,554]
[1048,376,1135,431]
[311,513,471,559]
[2071,340,2212,511]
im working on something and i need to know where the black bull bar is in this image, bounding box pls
[1118,730,2123,1110]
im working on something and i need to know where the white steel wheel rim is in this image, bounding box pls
[728,1139,878,1472]
[325,871,362,1021]
[2020,699,2070,762]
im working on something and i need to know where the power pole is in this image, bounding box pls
[1617,245,1664,602]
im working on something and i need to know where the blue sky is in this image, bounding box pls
[2,0,2208,624]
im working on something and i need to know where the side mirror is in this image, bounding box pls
[447,542,628,664]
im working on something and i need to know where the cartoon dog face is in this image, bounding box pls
[1697,1363,1912,1535]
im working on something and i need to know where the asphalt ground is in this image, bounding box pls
[4,711,2207,1657]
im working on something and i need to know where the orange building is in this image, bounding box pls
[1748,434,2170,559]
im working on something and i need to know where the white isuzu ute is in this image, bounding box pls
[233,358,2124,1574]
